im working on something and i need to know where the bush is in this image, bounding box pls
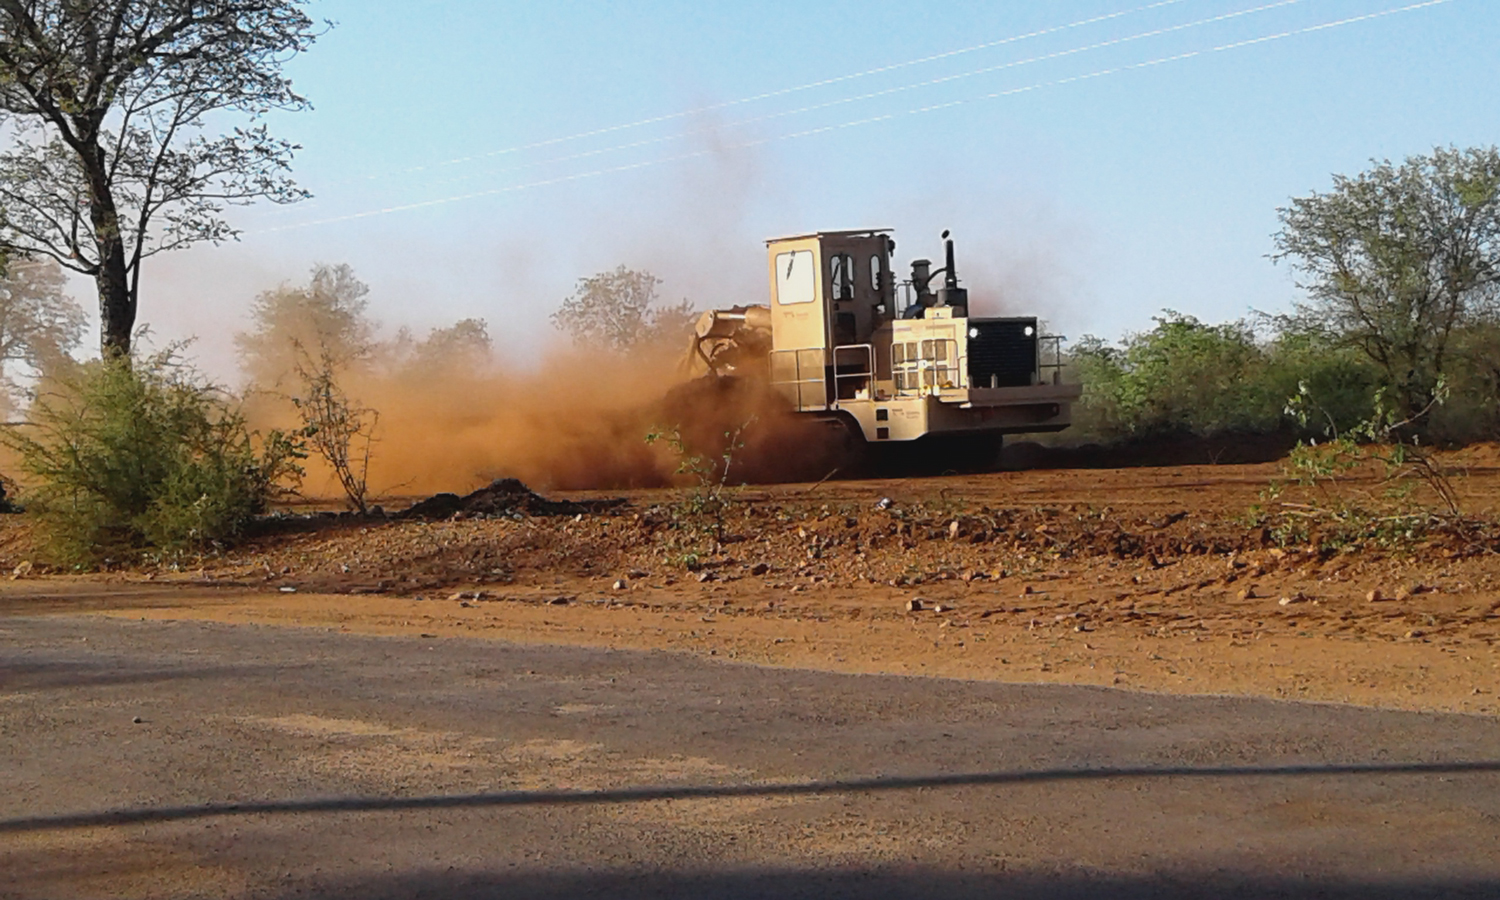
[4,352,302,566]
[1072,313,1282,438]
[1069,312,1381,442]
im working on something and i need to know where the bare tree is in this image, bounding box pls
[289,340,376,514]
[0,1,321,357]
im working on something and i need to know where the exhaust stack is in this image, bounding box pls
[934,229,968,312]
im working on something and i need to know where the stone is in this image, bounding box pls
[948,520,961,540]
[1237,586,1257,600]
[697,571,716,583]
[749,562,770,576]
[10,560,32,579]
[612,579,627,591]
[907,598,925,612]
[934,603,953,613]
[548,596,571,606]
[1366,588,1389,603]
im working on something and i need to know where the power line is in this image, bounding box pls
[262,0,1451,234]
[383,0,1303,197]
[328,0,1199,185]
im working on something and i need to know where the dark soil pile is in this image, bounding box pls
[397,478,626,521]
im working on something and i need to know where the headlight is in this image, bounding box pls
[1024,326,1035,337]
[968,327,979,338]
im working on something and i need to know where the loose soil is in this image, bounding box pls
[3,450,1499,717]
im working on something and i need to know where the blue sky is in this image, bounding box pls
[134,0,1499,373]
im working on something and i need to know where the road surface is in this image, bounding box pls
[3,615,1499,898]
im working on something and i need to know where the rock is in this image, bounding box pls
[1237,586,1257,600]
[612,579,627,591]
[278,586,297,593]
[1074,623,1093,633]
[749,562,770,576]
[697,571,716,583]
[1020,585,1035,596]
[1366,588,1389,603]
[548,596,571,606]
[627,570,649,579]
[10,560,32,579]
[448,592,467,602]
[907,598,925,612]
[1278,592,1312,606]
[948,520,961,540]
[1405,629,1425,639]
[934,603,953,613]
[874,497,893,510]
[132,716,144,724]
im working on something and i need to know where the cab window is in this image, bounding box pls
[775,250,815,305]
[829,253,854,302]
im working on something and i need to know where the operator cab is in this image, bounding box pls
[764,229,895,409]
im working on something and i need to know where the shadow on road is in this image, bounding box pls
[5,759,1498,834]
[271,866,1500,900]
[0,659,288,691]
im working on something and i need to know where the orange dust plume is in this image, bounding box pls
[259,341,847,503]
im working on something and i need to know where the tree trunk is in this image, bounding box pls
[82,143,135,358]
[94,241,134,358]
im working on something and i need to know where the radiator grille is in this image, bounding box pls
[966,318,1038,388]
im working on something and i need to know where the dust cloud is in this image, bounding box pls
[261,340,844,502]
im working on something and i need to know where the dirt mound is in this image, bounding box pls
[396,478,626,521]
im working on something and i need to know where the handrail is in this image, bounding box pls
[767,348,828,411]
[1038,334,1067,386]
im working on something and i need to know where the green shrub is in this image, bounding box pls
[1070,312,1381,442]
[4,352,303,566]
[1261,329,1382,436]
[1072,312,1282,438]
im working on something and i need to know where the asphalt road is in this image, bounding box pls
[2,615,1499,899]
